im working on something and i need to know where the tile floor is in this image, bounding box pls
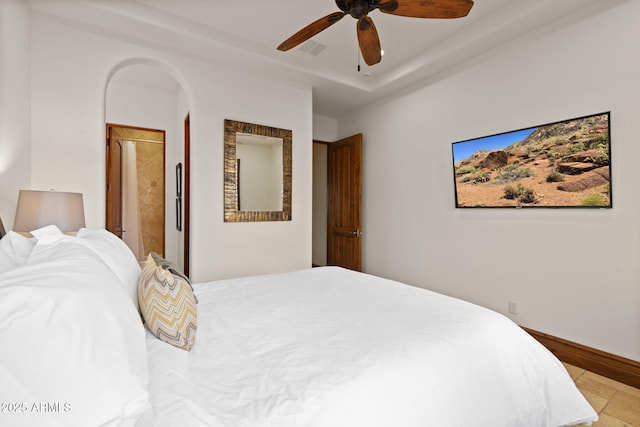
[564,363,640,427]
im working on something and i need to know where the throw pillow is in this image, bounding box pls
[138,253,197,350]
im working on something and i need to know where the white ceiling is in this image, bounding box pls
[28,0,624,118]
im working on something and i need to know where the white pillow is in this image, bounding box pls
[0,239,17,273]
[0,238,150,427]
[0,249,14,273]
[30,224,65,244]
[0,231,37,273]
[75,228,141,307]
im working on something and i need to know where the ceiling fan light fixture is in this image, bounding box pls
[349,0,371,18]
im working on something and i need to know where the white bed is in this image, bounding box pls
[0,227,597,427]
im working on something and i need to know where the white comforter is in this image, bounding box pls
[146,267,597,427]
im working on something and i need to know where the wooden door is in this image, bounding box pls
[327,133,362,271]
[105,127,123,238]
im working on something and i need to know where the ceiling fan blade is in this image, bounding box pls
[356,17,382,66]
[379,0,473,19]
[277,12,346,51]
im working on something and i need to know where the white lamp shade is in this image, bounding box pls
[13,190,86,233]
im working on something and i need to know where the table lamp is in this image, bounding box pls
[13,190,85,233]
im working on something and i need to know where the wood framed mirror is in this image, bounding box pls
[224,119,292,222]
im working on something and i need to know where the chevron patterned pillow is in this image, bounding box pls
[138,253,197,350]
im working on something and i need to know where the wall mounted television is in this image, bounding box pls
[452,112,611,208]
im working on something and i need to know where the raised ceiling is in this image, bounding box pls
[28,0,625,117]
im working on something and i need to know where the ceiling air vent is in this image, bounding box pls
[298,40,327,56]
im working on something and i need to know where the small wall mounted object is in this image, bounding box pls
[176,162,182,231]
[176,197,182,231]
[176,163,182,198]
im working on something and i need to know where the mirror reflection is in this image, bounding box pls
[224,119,292,222]
[236,133,283,211]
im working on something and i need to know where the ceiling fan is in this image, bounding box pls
[277,0,474,66]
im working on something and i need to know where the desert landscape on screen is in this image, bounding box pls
[453,113,611,208]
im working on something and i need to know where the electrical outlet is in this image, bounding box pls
[508,300,518,315]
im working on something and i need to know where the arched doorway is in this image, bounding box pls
[105,62,190,273]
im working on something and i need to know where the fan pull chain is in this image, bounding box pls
[357,48,361,72]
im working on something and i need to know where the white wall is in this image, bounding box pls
[312,143,328,266]
[313,114,338,142]
[339,0,640,361]
[0,0,30,227]
[27,16,312,282]
[312,114,338,265]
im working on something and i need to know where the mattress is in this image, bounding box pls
[145,266,597,427]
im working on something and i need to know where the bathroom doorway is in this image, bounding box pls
[106,124,165,261]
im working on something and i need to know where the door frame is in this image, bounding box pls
[183,114,191,277]
[105,123,166,257]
